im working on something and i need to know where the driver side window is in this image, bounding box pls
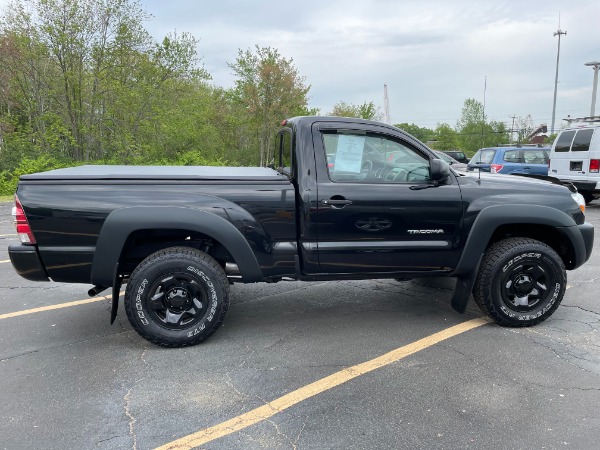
[323,131,431,183]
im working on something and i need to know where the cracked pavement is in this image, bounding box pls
[0,201,599,449]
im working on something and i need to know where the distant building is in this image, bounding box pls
[528,124,548,144]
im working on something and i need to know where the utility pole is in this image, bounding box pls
[383,84,391,124]
[551,26,567,134]
[509,115,516,144]
[584,61,600,117]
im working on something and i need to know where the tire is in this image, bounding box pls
[124,247,230,347]
[473,238,566,327]
[581,192,594,205]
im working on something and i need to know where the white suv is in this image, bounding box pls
[549,120,600,204]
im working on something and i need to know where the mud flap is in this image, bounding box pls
[450,277,473,313]
[110,276,123,325]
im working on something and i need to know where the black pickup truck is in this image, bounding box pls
[9,116,594,347]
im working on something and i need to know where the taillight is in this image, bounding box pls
[491,164,503,174]
[590,159,600,173]
[12,196,36,244]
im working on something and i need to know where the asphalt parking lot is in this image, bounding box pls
[1,200,599,450]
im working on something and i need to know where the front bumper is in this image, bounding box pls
[558,179,600,194]
[8,244,50,281]
[578,222,594,265]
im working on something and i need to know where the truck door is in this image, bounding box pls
[310,122,464,274]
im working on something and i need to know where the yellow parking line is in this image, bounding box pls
[0,292,124,320]
[155,317,490,450]
[0,259,10,264]
[0,234,17,237]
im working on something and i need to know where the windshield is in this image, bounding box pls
[434,151,454,164]
[471,149,496,164]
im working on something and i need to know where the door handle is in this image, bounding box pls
[322,198,353,208]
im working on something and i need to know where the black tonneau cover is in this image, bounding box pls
[20,165,288,182]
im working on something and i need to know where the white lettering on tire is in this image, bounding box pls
[136,279,149,325]
[186,265,219,337]
[502,253,541,272]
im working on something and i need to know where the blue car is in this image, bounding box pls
[467,146,550,175]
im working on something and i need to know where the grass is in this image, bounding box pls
[0,195,14,203]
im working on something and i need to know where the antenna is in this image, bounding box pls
[478,76,487,182]
[383,84,391,124]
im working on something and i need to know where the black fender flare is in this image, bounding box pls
[91,206,263,287]
[450,204,580,313]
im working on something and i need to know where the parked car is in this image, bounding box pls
[548,118,600,204]
[433,150,468,171]
[441,150,468,164]
[467,146,550,175]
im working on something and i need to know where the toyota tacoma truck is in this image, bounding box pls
[8,116,595,347]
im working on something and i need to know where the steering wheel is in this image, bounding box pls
[359,160,373,180]
[385,167,408,182]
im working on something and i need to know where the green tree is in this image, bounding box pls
[228,46,311,166]
[329,100,382,121]
[430,123,460,150]
[544,133,557,146]
[0,0,212,166]
[1,0,156,160]
[394,123,434,142]
[456,98,509,152]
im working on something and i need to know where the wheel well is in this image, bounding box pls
[488,224,576,269]
[117,229,234,276]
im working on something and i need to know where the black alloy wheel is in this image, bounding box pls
[145,272,209,330]
[500,260,549,312]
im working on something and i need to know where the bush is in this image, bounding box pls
[0,152,236,196]
[0,155,74,195]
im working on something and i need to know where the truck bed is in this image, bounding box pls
[20,165,286,182]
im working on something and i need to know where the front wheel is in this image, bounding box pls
[581,192,595,205]
[473,238,566,327]
[124,247,230,347]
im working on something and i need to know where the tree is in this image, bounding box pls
[228,46,311,166]
[329,100,382,121]
[430,123,460,150]
[456,98,509,152]
[394,123,434,142]
[0,0,211,165]
[514,114,534,144]
[544,133,557,146]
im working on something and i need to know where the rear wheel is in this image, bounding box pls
[473,238,566,327]
[124,247,229,347]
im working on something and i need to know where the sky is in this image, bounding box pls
[1,0,599,131]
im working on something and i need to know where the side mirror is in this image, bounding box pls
[430,158,450,182]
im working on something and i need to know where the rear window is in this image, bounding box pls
[554,130,576,152]
[447,151,466,159]
[523,149,549,164]
[471,149,496,164]
[571,128,594,152]
[502,150,522,163]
